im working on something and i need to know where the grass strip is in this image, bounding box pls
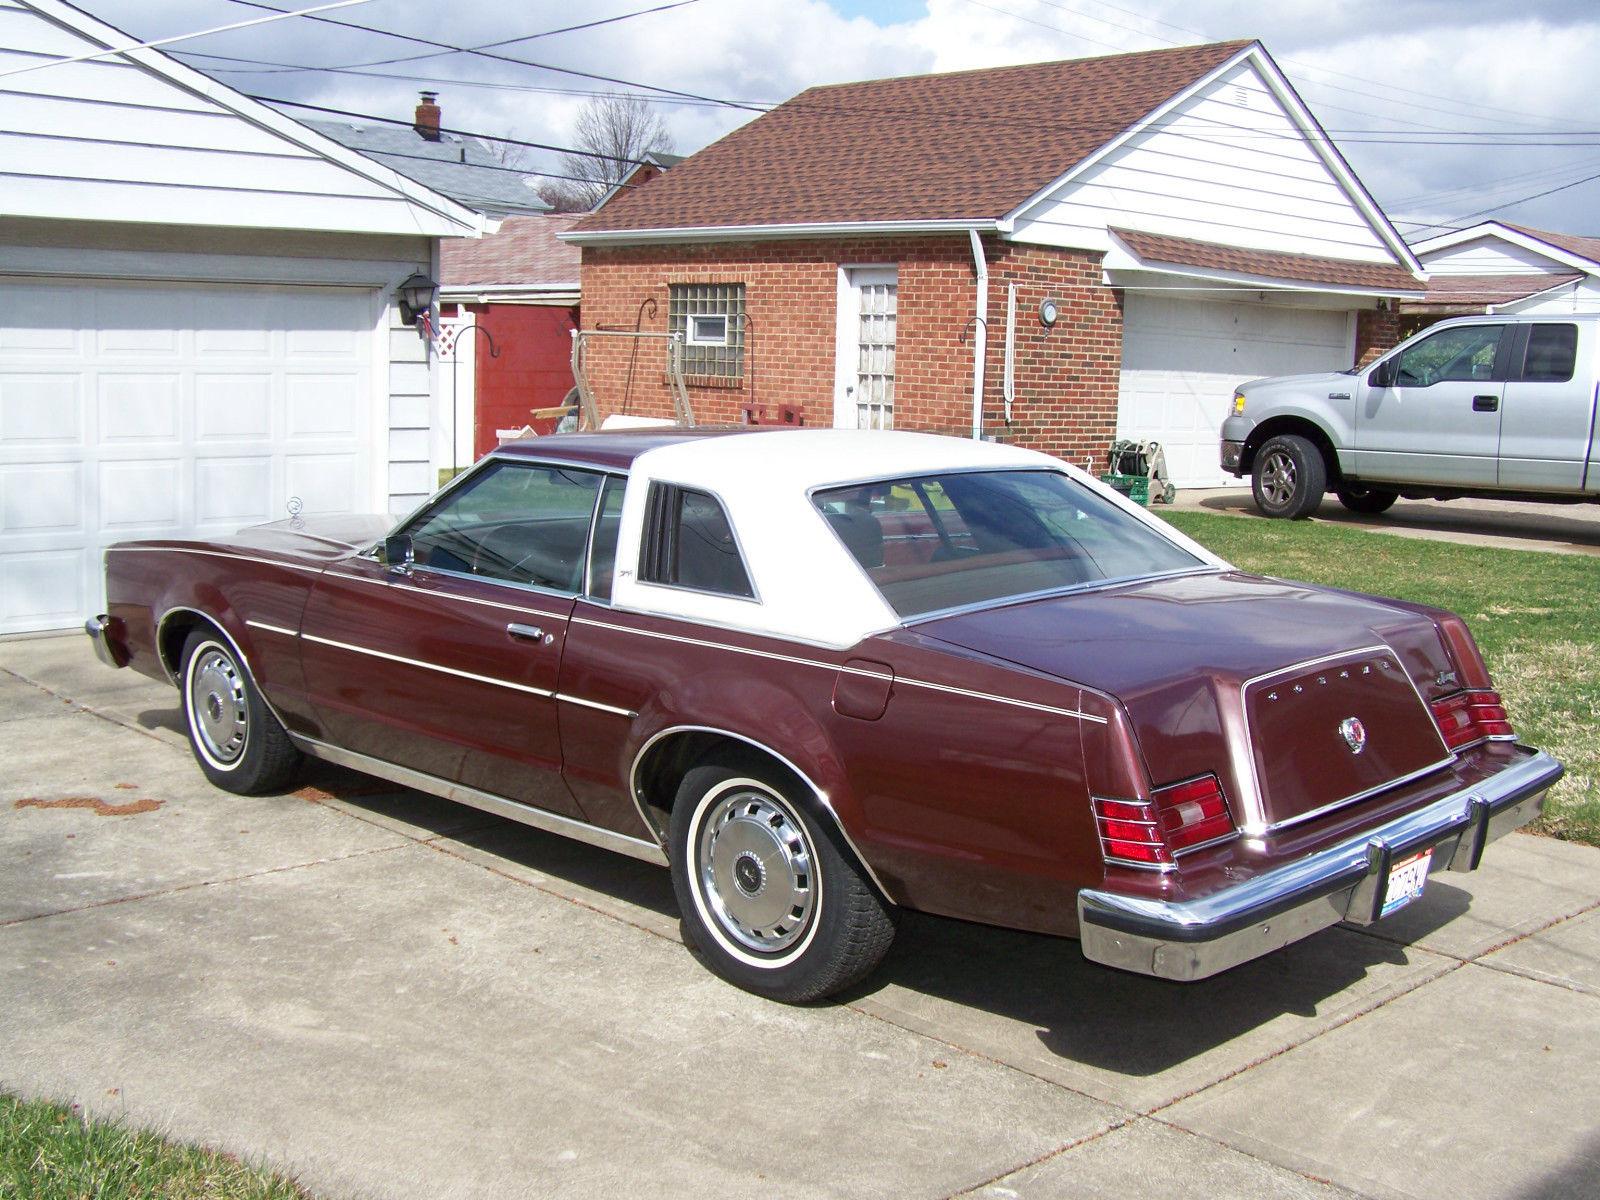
[0,1093,308,1200]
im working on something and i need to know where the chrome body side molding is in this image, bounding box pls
[290,735,668,867]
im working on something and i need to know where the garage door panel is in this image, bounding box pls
[99,373,182,443]
[2,375,83,444]
[196,457,273,526]
[196,374,273,441]
[0,550,83,629]
[286,374,360,438]
[1119,296,1350,488]
[99,459,184,532]
[2,462,82,534]
[1,278,376,633]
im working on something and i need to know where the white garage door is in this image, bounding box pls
[1118,295,1353,488]
[1,278,376,633]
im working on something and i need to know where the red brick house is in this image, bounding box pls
[564,40,1426,486]
[440,214,582,463]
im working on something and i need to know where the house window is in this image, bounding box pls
[669,284,745,379]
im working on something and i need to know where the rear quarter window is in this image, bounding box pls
[638,484,755,599]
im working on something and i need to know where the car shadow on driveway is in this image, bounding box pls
[263,765,1474,1080]
[845,882,1470,1078]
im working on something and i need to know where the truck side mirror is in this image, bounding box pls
[1368,359,1396,389]
[383,534,414,573]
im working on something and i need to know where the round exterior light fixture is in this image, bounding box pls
[1039,298,1059,329]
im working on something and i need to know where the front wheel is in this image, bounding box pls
[1251,434,1327,519]
[180,629,301,794]
[1335,484,1398,515]
[669,761,895,1003]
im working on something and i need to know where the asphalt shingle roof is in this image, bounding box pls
[306,119,549,217]
[573,40,1252,235]
[1112,228,1422,290]
[441,214,581,288]
[1502,223,1600,268]
[1415,272,1584,306]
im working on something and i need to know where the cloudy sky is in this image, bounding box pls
[85,0,1600,237]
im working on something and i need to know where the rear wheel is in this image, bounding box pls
[1335,484,1398,515]
[670,761,894,1003]
[1251,434,1326,519]
[180,629,301,794]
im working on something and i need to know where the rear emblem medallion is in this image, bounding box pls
[1340,717,1367,755]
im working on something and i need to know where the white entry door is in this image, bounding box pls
[1119,294,1353,487]
[834,267,898,429]
[0,278,377,633]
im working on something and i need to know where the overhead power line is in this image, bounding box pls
[256,95,654,167]
[0,0,375,79]
[1400,168,1600,235]
[224,0,763,111]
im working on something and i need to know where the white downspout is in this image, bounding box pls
[968,228,988,440]
[1002,281,1017,424]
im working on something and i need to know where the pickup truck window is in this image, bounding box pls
[814,469,1200,618]
[1394,324,1505,387]
[639,484,755,599]
[1521,324,1578,383]
[403,462,603,591]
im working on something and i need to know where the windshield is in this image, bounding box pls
[812,469,1202,618]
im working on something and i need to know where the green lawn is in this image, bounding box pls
[0,1095,307,1200]
[1159,511,1600,846]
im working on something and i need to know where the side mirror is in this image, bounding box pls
[1368,359,1396,389]
[382,534,414,572]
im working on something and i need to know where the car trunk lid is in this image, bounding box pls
[913,571,1454,830]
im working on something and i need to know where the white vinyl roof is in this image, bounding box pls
[609,429,1224,649]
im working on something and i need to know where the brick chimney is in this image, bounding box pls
[414,91,441,142]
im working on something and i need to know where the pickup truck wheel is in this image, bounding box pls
[670,762,895,1003]
[1252,434,1326,519]
[180,630,301,795]
[1335,485,1398,515]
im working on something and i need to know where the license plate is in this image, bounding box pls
[1381,849,1434,918]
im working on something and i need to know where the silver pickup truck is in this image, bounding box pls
[1221,314,1600,518]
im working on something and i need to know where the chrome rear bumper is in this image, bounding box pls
[85,614,128,669]
[1077,748,1562,982]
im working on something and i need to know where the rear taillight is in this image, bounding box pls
[1092,774,1236,870]
[1431,689,1515,751]
[1154,774,1236,852]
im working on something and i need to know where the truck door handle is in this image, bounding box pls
[1328,391,1351,400]
[1473,395,1499,412]
[506,622,553,645]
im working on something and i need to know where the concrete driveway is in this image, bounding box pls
[4,633,1599,1199]
[1171,489,1600,557]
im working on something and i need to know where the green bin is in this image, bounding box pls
[1098,472,1149,505]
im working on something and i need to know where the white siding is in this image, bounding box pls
[1502,277,1600,315]
[1010,61,1394,264]
[1419,236,1575,276]
[0,1,473,236]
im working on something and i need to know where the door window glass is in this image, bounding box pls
[1394,325,1504,387]
[1521,324,1578,383]
[403,462,602,591]
[586,476,626,601]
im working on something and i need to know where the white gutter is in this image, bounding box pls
[1002,281,1017,424]
[561,218,1004,246]
[969,228,988,441]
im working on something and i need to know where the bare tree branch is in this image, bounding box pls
[555,94,675,209]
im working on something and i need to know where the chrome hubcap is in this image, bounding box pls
[189,648,248,764]
[1260,450,1297,506]
[696,788,816,954]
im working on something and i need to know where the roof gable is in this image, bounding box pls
[571,40,1252,237]
[2,0,484,237]
[1413,221,1600,275]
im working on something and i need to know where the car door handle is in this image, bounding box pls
[506,622,553,645]
[1473,395,1499,412]
[1328,391,1351,400]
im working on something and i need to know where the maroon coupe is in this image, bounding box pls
[86,428,1562,1001]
